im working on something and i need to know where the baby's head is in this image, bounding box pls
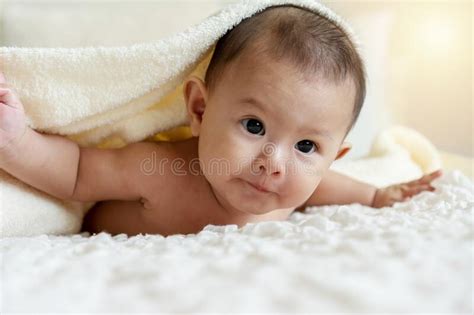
[184,5,366,216]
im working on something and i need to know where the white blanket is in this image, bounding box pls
[1,170,472,313]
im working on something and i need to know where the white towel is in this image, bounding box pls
[0,0,359,146]
[0,0,440,237]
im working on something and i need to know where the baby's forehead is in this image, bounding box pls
[219,58,355,134]
[224,47,344,87]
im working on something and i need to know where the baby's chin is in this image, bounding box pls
[209,177,284,216]
[224,190,280,216]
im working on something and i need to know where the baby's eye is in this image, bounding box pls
[295,140,317,154]
[241,118,265,136]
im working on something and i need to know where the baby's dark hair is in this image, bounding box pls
[204,5,366,134]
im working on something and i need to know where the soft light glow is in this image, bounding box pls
[414,13,459,55]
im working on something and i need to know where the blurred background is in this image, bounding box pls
[0,0,472,163]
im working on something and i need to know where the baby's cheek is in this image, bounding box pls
[227,152,253,176]
[285,176,317,203]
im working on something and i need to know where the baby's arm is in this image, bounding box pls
[298,169,442,210]
[302,169,377,208]
[1,128,155,202]
[0,126,81,199]
[0,72,153,202]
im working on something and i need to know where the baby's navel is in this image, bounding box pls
[140,197,153,210]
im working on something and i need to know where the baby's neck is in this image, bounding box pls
[207,179,255,219]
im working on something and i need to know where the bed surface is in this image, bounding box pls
[1,170,472,313]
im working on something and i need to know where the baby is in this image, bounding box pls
[0,5,441,236]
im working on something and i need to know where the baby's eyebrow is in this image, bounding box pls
[300,126,334,141]
[239,97,266,112]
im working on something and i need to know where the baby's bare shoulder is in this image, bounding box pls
[72,140,175,202]
[134,138,204,202]
[119,140,178,186]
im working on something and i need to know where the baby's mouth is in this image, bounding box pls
[244,180,272,193]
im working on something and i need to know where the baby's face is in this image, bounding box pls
[186,52,355,216]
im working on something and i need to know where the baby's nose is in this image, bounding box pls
[256,143,288,176]
[258,160,284,176]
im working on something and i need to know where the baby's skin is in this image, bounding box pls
[0,54,442,236]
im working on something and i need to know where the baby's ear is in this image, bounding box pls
[183,76,208,137]
[334,141,352,160]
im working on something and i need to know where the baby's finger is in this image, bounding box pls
[407,169,443,186]
[404,184,435,197]
[418,169,443,185]
[0,72,6,84]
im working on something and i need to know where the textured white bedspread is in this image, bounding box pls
[1,170,472,313]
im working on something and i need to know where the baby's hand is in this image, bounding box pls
[0,72,27,152]
[371,169,443,208]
